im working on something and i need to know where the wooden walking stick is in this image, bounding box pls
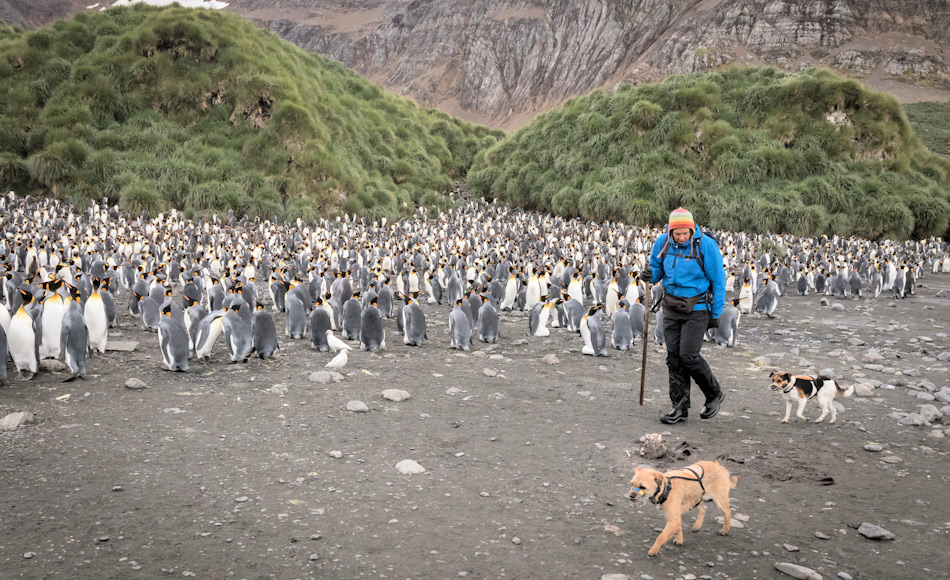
[639,281,650,406]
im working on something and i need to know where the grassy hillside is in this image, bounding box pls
[0,4,502,220]
[904,101,950,157]
[469,67,950,240]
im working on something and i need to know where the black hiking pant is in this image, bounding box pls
[663,308,721,410]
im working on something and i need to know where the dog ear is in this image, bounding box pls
[768,371,775,379]
[632,466,642,475]
[782,372,791,381]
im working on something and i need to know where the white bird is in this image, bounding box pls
[325,329,352,352]
[325,349,347,373]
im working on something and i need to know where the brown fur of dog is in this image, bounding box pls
[628,460,738,556]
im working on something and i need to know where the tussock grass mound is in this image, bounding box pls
[0,4,501,220]
[904,101,950,157]
[468,67,950,240]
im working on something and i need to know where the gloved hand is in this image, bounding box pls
[641,266,653,283]
[707,317,719,329]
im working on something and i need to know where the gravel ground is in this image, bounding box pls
[2,274,949,580]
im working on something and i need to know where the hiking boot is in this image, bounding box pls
[660,407,688,424]
[700,391,725,420]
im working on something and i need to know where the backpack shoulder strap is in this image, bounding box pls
[692,233,706,276]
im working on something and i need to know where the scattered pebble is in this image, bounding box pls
[328,450,343,459]
[395,459,425,475]
[345,400,369,413]
[382,389,411,402]
[774,562,822,580]
[858,522,895,540]
[542,354,560,365]
[124,378,149,390]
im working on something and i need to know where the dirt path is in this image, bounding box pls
[2,275,949,580]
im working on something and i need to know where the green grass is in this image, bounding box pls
[904,101,950,157]
[0,4,502,220]
[468,67,950,240]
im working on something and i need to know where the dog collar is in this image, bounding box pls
[651,480,672,505]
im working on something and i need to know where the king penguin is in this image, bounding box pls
[310,299,333,352]
[39,278,66,359]
[402,292,427,347]
[737,281,753,314]
[449,299,472,351]
[252,304,279,360]
[194,310,226,360]
[0,323,7,384]
[84,279,109,354]
[654,306,666,346]
[713,298,741,347]
[359,298,386,352]
[284,292,307,339]
[158,304,190,372]
[222,303,253,363]
[581,305,607,356]
[8,288,39,380]
[477,294,499,343]
[341,292,363,341]
[60,284,89,381]
[611,300,634,351]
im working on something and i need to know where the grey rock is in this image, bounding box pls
[483,368,498,377]
[124,378,149,390]
[864,444,883,452]
[819,368,835,378]
[858,522,895,540]
[848,338,865,346]
[542,353,560,365]
[774,562,822,580]
[918,404,943,423]
[917,380,937,392]
[382,389,411,402]
[916,392,936,401]
[837,573,853,580]
[395,459,425,474]
[0,411,35,431]
[831,303,845,311]
[328,450,343,458]
[308,371,344,384]
[798,358,813,367]
[864,364,884,372]
[268,384,289,396]
[898,413,929,426]
[639,433,668,460]
[601,575,629,580]
[345,400,369,413]
[853,383,874,397]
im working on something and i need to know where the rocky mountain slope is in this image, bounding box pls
[226,0,950,128]
[4,1,949,129]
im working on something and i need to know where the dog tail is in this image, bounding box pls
[835,381,854,397]
[729,475,738,489]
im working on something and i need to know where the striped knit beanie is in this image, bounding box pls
[668,207,694,232]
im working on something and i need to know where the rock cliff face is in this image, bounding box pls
[227,0,950,128]
[5,0,949,128]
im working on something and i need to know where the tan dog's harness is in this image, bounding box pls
[650,465,706,508]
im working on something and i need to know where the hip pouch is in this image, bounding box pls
[662,292,706,315]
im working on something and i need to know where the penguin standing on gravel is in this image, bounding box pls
[477,293,499,343]
[8,288,39,380]
[528,298,554,337]
[310,299,332,352]
[581,305,607,356]
[449,299,472,351]
[252,304,279,360]
[284,292,307,339]
[712,298,741,347]
[359,297,385,352]
[611,300,634,351]
[158,304,189,372]
[84,279,108,354]
[402,292,427,346]
[194,310,226,360]
[341,292,363,341]
[737,281,753,314]
[39,279,66,359]
[60,284,88,381]
[222,303,253,363]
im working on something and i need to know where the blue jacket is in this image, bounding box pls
[649,226,725,319]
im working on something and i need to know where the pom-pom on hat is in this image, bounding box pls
[668,207,694,232]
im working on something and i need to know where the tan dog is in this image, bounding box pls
[628,460,737,556]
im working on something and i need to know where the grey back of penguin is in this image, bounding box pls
[285,294,307,339]
[310,308,332,351]
[252,309,279,359]
[449,303,471,351]
[341,298,362,341]
[611,309,633,351]
[477,300,498,343]
[587,310,608,356]
[222,310,253,362]
[403,300,427,346]
[360,305,385,352]
[158,315,190,372]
